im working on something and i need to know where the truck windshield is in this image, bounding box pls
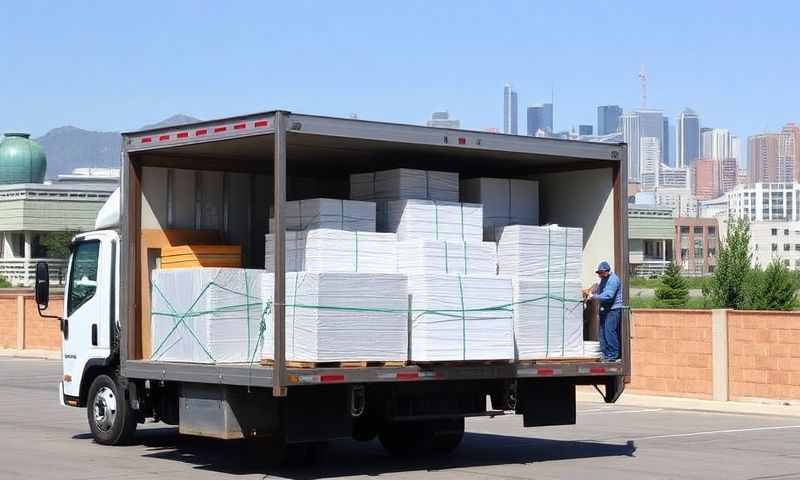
[67,241,100,316]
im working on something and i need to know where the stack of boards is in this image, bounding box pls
[151,168,588,366]
[159,245,241,269]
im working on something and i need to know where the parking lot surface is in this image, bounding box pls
[2,357,799,479]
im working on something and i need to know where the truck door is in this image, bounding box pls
[62,238,110,398]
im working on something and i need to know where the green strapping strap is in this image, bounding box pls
[463,242,468,275]
[460,203,465,241]
[354,231,359,272]
[444,241,449,273]
[457,275,467,360]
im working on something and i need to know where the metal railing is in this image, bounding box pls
[0,258,67,287]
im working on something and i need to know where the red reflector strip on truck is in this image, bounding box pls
[233,123,246,130]
[141,137,152,143]
[176,132,189,139]
[195,129,208,136]
[396,372,419,380]
[517,367,563,377]
[320,374,345,383]
[159,135,170,141]
[254,120,269,128]
[458,137,467,145]
[590,367,606,374]
[214,126,227,133]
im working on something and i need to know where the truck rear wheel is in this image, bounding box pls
[379,418,465,455]
[86,374,137,445]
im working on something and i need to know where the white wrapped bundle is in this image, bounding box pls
[408,274,514,362]
[512,279,584,359]
[497,225,583,280]
[460,178,539,240]
[150,268,265,364]
[262,272,408,363]
[265,229,397,273]
[397,240,497,276]
[386,200,483,243]
[269,198,376,232]
[350,169,459,202]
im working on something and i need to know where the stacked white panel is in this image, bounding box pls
[497,225,583,280]
[397,240,497,276]
[386,200,483,243]
[460,178,539,240]
[350,169,459,230]
[262,272,408,363]
[265,229,397,273]
[150,268,265,364]
[350,169,459,202]
[512,279,584,359]
[408,275,514,362]
[269,198,376,232]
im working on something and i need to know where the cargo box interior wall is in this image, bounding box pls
[123,114,627,361]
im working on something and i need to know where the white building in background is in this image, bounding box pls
[656,188,697,217]
[639,137,661,191]
[621,112,640,181]
[702,128,732,161]
[659,165,689,189]
[426,111,460,129]
[748,222,800,270]
[727,183,800,222]
[699,194,730,219]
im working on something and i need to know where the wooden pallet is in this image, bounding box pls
[260,359,407,369]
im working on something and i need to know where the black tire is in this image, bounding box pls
[430,418,464,453]
[379,421,422,456]
[86,374,137,445]
[379,419,465,456]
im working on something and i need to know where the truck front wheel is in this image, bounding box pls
[86,374,137,445]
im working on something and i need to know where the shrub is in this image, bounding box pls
[654,263,689,308]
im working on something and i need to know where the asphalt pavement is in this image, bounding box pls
[2,357,800,479]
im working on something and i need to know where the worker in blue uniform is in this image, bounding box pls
[586,261,623,362]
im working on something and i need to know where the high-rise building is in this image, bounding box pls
[779,123,800,183]
[731,135,741,169]
[597,105,622,135]
[526,103,553,136]
[719,158,738,194]
[748,133,780,183]
[701,128,732,161]
[640,137,661,191]
[677,109,700,168]
[426,111,460,129]
[728,183,800,222]
[692,158,716,200]
[578,125,593,136]
[503,84,518,135]
[662,117,670,166]
[622,112,641,181]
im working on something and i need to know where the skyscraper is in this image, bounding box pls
[621,112,640,181]
[503,84,518,135]
[526,103,553,136]
[597,105,622,135]
[639,137,661,192]
[578,125,593,136]
[692,158,716,200]
[731,135,741,169]
[778,124,799,183]
[701,128,732,161]
[662,117,670,166]
[622,109,664,182]
[748,133,780,183]
[676,109,700,168]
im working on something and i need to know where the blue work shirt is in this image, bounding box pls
[596,272,623,311]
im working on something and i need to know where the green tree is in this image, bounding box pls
[747,260,798,311]
[655,263,689,308]
[40,231,78,259]
[0,276,11,288]
[704,218,752,309]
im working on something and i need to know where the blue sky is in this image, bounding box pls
[3,0,799,153]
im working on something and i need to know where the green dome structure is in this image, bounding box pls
[0,133,47,185]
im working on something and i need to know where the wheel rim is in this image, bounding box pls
[93,386,117,432]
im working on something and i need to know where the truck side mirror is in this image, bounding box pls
[35,261,50,311]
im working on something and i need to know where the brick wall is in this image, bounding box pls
[728,311,800,401]
[629,309,714,398]
[0,296,18,349]
[0,293,63,351]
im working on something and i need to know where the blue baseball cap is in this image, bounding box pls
[596,261,611,273]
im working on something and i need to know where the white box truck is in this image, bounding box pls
[34,111,630,461]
